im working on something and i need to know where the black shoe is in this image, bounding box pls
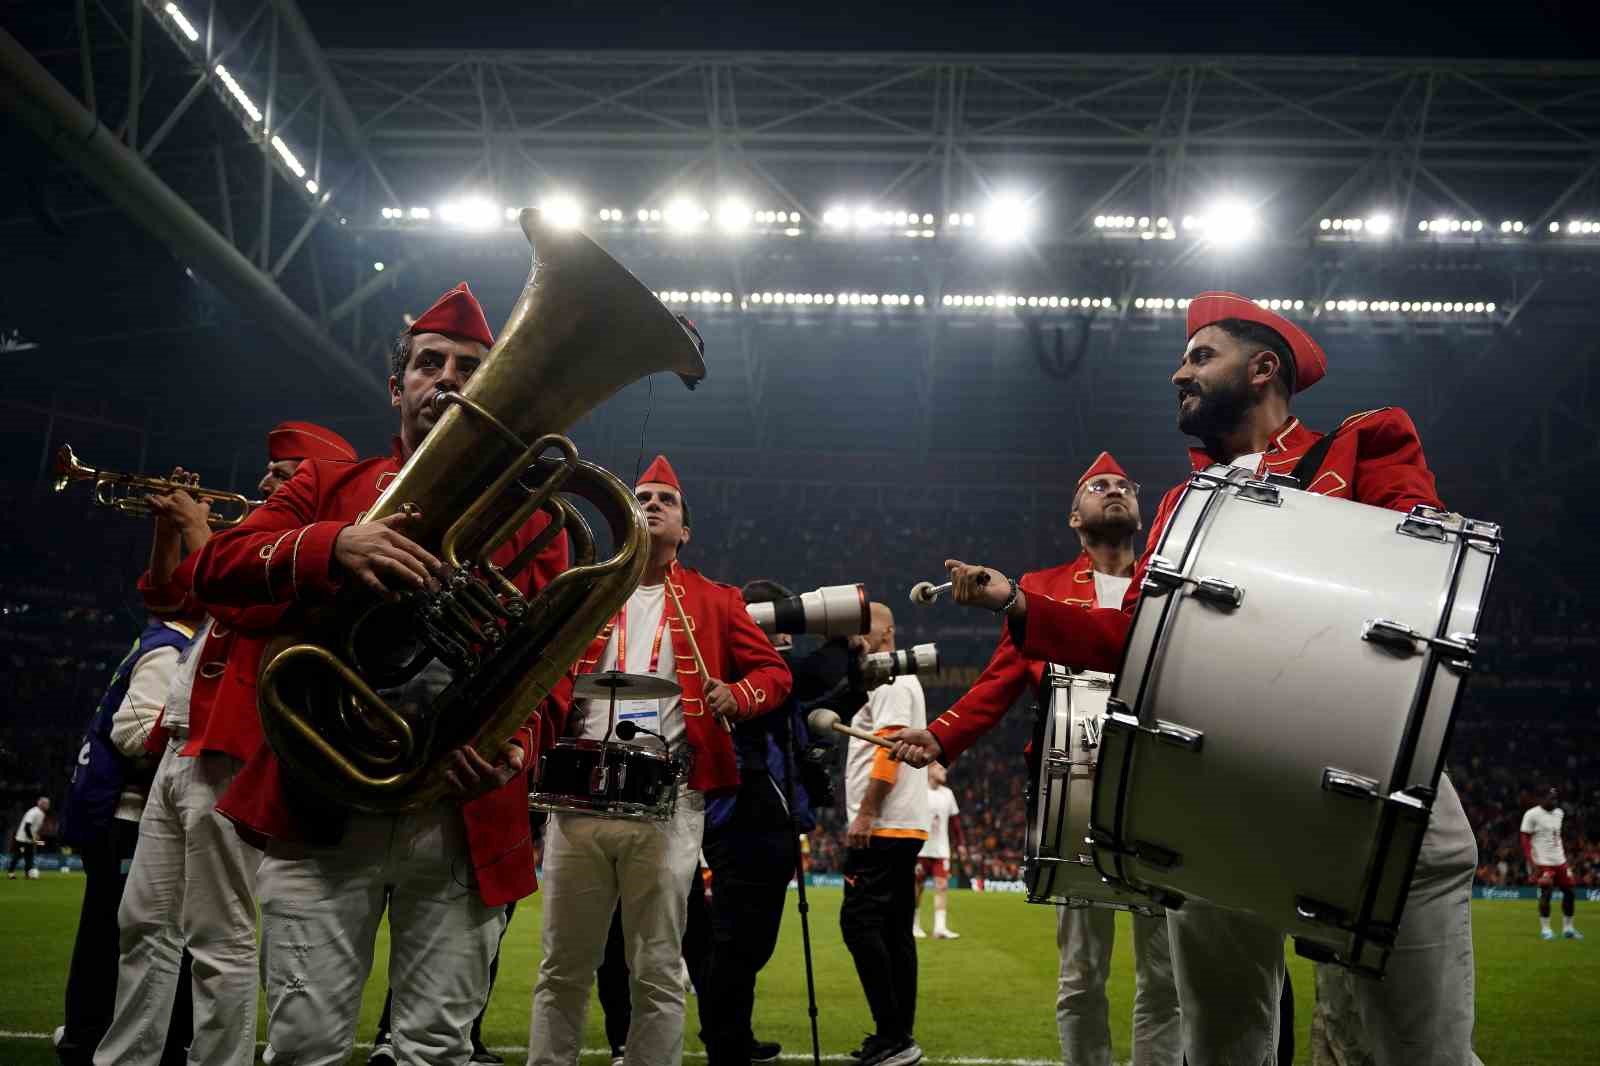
[749,1036,781,1063]
[859,1036,921,1066]
[470,1045,504,1065]
[366,1038,396,1066]
[849,1034,894,1062]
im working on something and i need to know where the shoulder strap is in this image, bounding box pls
[1288,426,1340,488]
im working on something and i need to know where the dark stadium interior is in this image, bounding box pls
[3,0,1598,902]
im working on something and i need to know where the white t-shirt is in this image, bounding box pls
[108,627,189,821]
[14,806,45,844]
[1520,805,1567,866]
[571,583,684,751]
[919,786,960,859]
[160,617,213,734]
[1093,571,1132,610]
[845,675,931,837]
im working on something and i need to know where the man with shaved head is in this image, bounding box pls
[840,602,930,1066]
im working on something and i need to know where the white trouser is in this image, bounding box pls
[1167,774,1481,1066]
[527,792,705,1066]
[95,744,259,1066]
[256,805,503,1066]
[1056,906,1181,1066]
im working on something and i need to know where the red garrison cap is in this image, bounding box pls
[1186,291,1326,393]
[1077,451,1130,489]
[267,422,357,463]
[636,454,682,494]
[408,282,494,348]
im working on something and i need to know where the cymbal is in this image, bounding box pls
[572,670,682,701]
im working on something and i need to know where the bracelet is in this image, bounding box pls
[994,577,1020,615]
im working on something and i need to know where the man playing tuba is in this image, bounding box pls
[191,284,571,1066]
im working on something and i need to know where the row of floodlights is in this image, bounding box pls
[621,293,1498,316]
[163,4,326,200]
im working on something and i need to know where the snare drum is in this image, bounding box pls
[530,738,679,821]
[1025,665,1160,915]
[1089,466,1499,972]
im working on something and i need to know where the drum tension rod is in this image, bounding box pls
[1142,559,1245,610]
[1102,707,1205,752]
[1361,618,1476,666]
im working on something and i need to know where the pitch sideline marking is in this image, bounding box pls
[0,1030,1071,1065]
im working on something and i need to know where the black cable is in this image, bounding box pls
[632,374,656,486]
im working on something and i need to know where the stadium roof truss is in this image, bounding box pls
[4,3,1600,483]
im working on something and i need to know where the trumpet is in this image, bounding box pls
[52,444,261,528]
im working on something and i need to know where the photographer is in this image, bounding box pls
[690,580,859,1066]
[840,602,928,1066]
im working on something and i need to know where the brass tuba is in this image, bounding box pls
[257,208,706,813]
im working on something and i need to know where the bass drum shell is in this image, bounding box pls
[1091,467,1497,972]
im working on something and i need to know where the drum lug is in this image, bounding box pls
[1361,618,1477,667]
[1102,711,1202,752]
[1132,839,1181,870]
[1044,749,1072,777]
[1143,560,1244,611]
[1397,507,1450,542]
[1236,479,1283,507]
[1295,895,1350,928]
[1322,767,1380,799]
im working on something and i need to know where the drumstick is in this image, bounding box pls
[806,708,895,751]
[663,572,734,733]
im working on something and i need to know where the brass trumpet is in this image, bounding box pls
[52,444,261,527]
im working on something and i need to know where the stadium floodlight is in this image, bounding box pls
[1366,213,1393,236]
[213,65,262,123]
[539,195,583,231]
[717,198,752,234]
[1194,199,1259,246]
[373,261,385,272]
[270,136,306,178]
[409,206,431,220]
[439,198,499,231]
[664,198,708,233]
[165,3,200,42]
[982,194,1034,244]
[823,207,850,229]
[305,179,318,194]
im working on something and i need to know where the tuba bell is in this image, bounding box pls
[256,207,706,814]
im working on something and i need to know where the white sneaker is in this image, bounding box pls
[52,1025,64,1048]
[933,928,961,939]
[1564,928,1584,940]
[1541,928,1555,940]
[912,924,927,939]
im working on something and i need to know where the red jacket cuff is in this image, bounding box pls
[264,521,348,602]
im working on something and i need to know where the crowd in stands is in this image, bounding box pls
[3,475,1595,892]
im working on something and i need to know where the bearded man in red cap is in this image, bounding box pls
[187,284,570,1066]
[527,453,793,1066]
[96,422,358,1066]
[893,452,1180,1066]
[901,294,1480,1066]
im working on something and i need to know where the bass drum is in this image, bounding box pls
[1089,466,1500,973]
[1024,665,1160,915]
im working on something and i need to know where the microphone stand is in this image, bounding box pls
[777,703,823,1066]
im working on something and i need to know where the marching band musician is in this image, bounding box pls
[897,293,1480,1066]
[893,452,1181,1066]
[97,422,358,1066]
[526,454,793,1066]
[189,284,571,1066]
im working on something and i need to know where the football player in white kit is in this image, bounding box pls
[914,763,965,940]
[1521,787,1582,941]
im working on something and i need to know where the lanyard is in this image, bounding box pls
[613,597,671,676]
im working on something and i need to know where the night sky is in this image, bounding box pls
[304,0,1597,59]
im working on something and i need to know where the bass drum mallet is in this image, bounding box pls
[909,569,989,605]
[806,707,895,749]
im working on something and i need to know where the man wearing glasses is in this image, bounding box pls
[892,452,1181,1066]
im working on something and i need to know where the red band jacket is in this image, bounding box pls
[1017,409,1445,672]
[926,553,1101,764]
[570,559,793,794]
[189,446,569,907]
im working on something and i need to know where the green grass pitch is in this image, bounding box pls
[0,876,1592,1064]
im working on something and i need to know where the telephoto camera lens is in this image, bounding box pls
[746,583,869,637]
[859,642,939,688]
